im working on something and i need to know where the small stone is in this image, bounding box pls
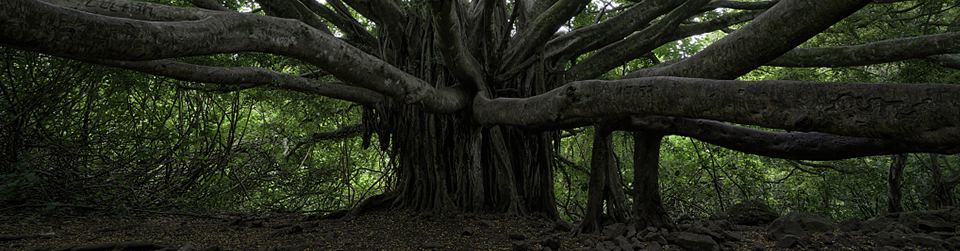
[645,242,663,251]
[602,223,627,240]
[480,220,496,228]
[600,240,617,249]
[511,241,529,251]
[177,244,197,251]
[461,227,476,236]
[509,232,526,240]
[726,199,779,225]
[722,230,743,242]
[774,235,799,248]
[666,232,720,251]
[615,235,634,250]
[540,235,561,250]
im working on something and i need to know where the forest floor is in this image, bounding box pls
[0,206,929,251]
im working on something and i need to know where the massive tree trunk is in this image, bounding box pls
[353,7,560,217]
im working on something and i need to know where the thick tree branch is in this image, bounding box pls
[513,0,559,32]
[929,54,960,70]
[565,0,710,81]
[499,0,591,73]
[300,0,379,55]
[474,76,960,146]
[255,0,332,34]
[544,0,685,66]
[558,8,761,82]
[704,0,779,10]
[767,33,960,67]
[341,0,406,50]
[91,59,387,106]
[619,116,960,160]
[471,0,509,75]
[624,0,873,80]
[1,0,468,113]
[431,0,487,95]
[41,0,218,21]
[668,9,763,41]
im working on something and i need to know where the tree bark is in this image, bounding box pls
[620,116,960,160]
[578,124,613,234]
[475,77,960,146]
[624,0,873,79]
[767,33,960,67]
[633,131,675,230]
[887,154,906,213]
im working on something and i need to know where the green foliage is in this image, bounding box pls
[0,48,386,214]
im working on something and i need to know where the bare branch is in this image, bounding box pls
[668,9,763,41]
[624,0,873,80]
[474,76,960,146]
[2,0,467,113]
[794,161,855,174]
[41,0,218,21]
[767,33,960,67]
[90,59,387,106]
[286,122,364,158]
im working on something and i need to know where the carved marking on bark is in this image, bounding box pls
[83,0,153,17]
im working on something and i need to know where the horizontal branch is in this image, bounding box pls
[703,0,779,10]
[41,0,219,21]
[1,0,467,113]
[474,76,960,146]
[619,116,960,160]
[286,122,363,157]
[767,33,960,67]
[929,54,960,70]
[92,59,387,105]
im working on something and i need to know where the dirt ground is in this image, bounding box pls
[0,207,885,251]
